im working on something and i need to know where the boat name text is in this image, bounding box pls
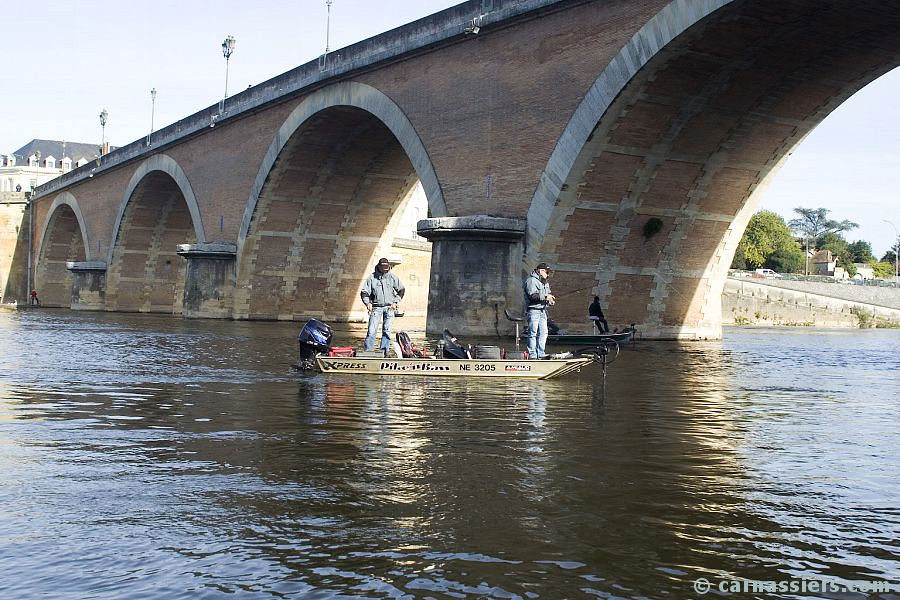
[380,362,451,372]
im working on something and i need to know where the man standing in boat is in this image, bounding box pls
[361,257,406,353]
[523,263,556,359]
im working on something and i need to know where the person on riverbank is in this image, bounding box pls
[523,262,556,358]
[589,296,609,333]
[360,258,405,353]
[29,290,40,306]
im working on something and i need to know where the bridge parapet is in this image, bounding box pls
[34,0,566,200]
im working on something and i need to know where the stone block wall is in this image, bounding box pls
[722,279,900,327]
[0,198,28,303]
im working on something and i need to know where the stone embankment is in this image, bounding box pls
[722,277,900,327]
[0,196,27,302]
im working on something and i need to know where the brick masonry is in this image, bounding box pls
[21,0,900,338]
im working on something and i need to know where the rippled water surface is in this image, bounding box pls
[1,310,898,598]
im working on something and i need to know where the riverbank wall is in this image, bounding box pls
[722,278,900,328]
[0,194,28,303]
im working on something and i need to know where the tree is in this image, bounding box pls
[873,261,895,278]
[788,207,859,275]
[881,249,899,279]
[765,247,805,273]
[818,232,855,274]
[818,232,849,256]
[731,244,749,270]
[732,210,799,270]
[848,240,874,263]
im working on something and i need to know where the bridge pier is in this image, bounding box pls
[176,243,236,319]
[66,261,107,310]
[418,216,525,337]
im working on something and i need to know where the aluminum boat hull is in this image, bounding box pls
[315,355,594,379]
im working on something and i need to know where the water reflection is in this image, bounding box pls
[0,310,897,598]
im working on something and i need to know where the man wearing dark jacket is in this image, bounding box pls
[360,258,405,352]
[589,296,609,333]
[522,263,556,358]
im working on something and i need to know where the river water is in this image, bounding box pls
[0,309,897,599]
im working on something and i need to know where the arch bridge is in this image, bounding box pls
[30,0,899,338]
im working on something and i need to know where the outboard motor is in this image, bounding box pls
[297,319,333,369]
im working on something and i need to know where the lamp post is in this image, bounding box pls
[325,0,333,54]
[99,109,108,157]
[221,35,236,110]
[884,220,899,280]
[26,151,39,302]
[148,88,157,146]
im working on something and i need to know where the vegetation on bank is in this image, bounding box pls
[732,207,898,278]
[851,307,900,329]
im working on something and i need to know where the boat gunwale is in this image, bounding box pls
[314,354,594,379]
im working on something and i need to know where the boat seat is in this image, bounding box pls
[503,308,524,322]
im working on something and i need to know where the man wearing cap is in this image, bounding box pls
[361,258,406,352]
[522,263,556,358]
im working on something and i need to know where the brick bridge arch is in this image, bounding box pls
[26,0,899,338]
[525,0,899,338]
[104,155,203,313]
[233,82,442,321]
[34,192,89,307]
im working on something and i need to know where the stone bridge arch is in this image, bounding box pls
[233,81,443,322]
[528,0,900,339]
[104,155,203,314]
[34,192,89,307]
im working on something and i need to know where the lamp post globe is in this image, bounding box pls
[221,35,236,101]
[99,109,108,155]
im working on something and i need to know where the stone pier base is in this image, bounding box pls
[67,261,107,310]
[177,243,236,319]
[418,216,525,336]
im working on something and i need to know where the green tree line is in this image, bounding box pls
[731,207,898,278]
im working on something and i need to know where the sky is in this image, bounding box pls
[3,0,897,257]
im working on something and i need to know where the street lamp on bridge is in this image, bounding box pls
[221,35,236,113]
[325,0,333,54]
[148,88,157,146]
[99,109,108,157]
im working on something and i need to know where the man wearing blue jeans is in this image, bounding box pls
[523,262,556,359]
[361,258,406,352]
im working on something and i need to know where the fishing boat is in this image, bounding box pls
[294,319,618,380]
[315,354,595,379]
[543,327,636,345]
[503,309,636,346]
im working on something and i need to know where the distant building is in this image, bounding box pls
[1,139,104,193]
[853,262,874,280]
[811,250,837,276]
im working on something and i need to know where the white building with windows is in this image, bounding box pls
[1,139,100,193]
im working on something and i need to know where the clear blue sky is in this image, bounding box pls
[3,1,897,256]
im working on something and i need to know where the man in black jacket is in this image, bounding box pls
[589,296,609,333]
